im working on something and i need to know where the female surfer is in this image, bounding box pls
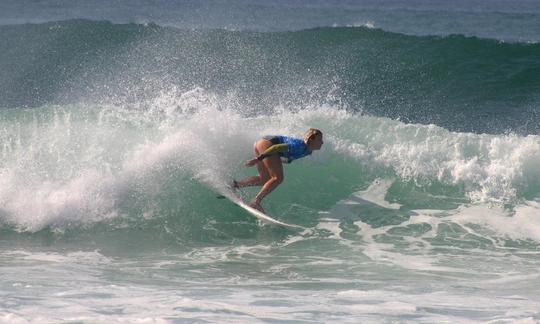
[233,128,323,212]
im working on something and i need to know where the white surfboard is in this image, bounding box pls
[220,191,305,230]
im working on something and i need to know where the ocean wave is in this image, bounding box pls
[1,20,539,134]
[1,91,540,242]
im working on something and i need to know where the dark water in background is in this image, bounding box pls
[2,0,540,38]
[1,1,540,322]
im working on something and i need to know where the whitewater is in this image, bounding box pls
[2,1,540,323]
[2,93,540,322]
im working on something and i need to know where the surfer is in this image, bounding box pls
[233,128,323,212]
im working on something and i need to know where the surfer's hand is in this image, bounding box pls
[244,158,258,167]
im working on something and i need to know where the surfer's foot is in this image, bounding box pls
[249,201,265,213]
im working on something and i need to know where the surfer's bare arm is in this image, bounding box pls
[245,144,288,167]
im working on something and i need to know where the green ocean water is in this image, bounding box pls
[2,101,540,322]
[1,7,540,323]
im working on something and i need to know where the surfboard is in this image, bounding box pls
[220,191,305,230]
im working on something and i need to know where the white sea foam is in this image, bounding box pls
[320,177,540,287]
[331,115,540,204]
[1,89,540,232]
[5,250,112,265]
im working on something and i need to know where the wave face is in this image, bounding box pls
[1,20,540,240]
[2,95,540,240]
[1,20,539,134]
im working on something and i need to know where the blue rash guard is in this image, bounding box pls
[261,135,312,163]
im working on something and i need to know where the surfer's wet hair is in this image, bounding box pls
[304,128,322,143]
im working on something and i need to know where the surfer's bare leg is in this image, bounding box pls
[249,154,283,211]
[236,140,271,188]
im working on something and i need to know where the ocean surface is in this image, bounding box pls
[1,1,540,323]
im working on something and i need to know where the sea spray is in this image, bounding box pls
[1,21,539,133]
[2,91,540,234]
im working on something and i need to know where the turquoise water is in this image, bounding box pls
[1,1,540,322]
